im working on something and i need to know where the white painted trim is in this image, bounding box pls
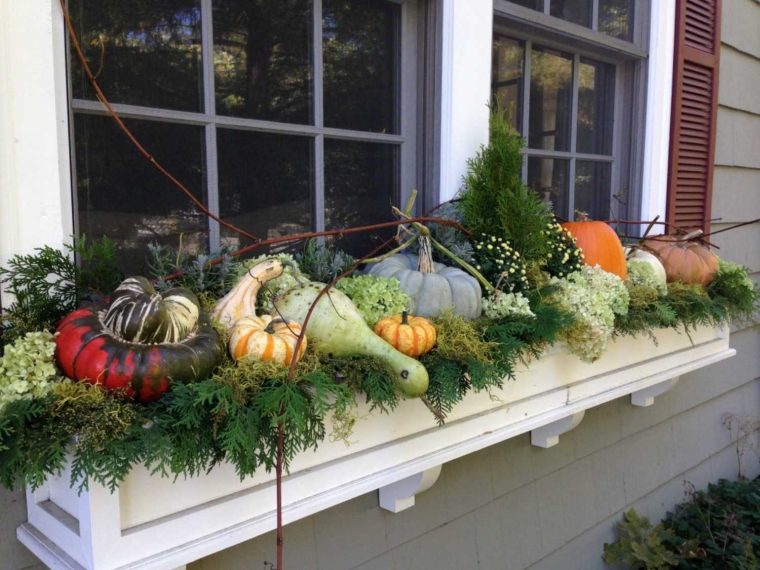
[18,327,734,570]
[0,0,74,307]
[640,0,676,225]
[438,0,493,202]
[378,465,442,513]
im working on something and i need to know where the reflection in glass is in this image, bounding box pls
[323,0,399,133]
[218,130,313,251]
[492,36,524,132]
[577,58,615,155]
[70,0,202,111]
[325,140,397,255]
[575,161,611,219]
[74,115,207,274]
[529,46,573,151]
[528,157,570,218]
[550,0,592,27]
[599,0,634,41]
[214,0,312,123]
[508,0,543,9]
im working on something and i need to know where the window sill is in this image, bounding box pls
[18,325,734,570]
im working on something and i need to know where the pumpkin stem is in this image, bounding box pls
[401,311,409,326]
[574,210,590,222]
[680,229,704,242]
[417,233,435,273]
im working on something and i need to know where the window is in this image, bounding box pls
[68,0,419,272]
[492,0,649,222]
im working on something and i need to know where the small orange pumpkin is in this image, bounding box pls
[229,315,306,366]
[374,312,437,357]
[562,214,627,279]
[641,234,719,286]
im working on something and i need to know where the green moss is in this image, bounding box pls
[432,311,496,364]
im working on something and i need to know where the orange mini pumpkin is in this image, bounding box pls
[374,312,437,358]
[229,314,306,366]
[562,215,627,279]
[641,234,719,286]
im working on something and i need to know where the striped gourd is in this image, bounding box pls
[228,315,306,366]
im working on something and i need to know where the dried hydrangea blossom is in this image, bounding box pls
[0,331,60,411]
[550,266,629,362]
[482,290,535,320]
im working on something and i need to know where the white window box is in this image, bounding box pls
[17,325,734,570]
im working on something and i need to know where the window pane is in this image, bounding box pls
[528,157,570,218]
[323,0,400,134]
[70,0,202,112]
[213,0,312,124]
[492,36,524,132]
[550,0,592,27]
[218,130,313,251]
[325,140,397,255]
[577,59,615,155]
[509,0,543,9]
[599,0,634,41]
[575,161,611,219]
[74,115,207,274]
[529,46,573,152]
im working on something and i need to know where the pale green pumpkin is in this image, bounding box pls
[365,253,482,320]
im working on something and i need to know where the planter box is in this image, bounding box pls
[18,326,734,570]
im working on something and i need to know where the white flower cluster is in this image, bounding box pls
[551,266,629,362]
[482,290,535,320]
[627,260,667,296]
[0,331,60,412]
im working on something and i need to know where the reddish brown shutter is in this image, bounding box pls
[666,0,722,233]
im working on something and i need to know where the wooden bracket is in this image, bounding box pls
[631,377,680,407]
[531,411,586,448]
[378,465,442,513]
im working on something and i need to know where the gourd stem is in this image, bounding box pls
[401,311,409,326]
[429,237,495,293]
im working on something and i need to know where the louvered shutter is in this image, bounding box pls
[666,0,722,233]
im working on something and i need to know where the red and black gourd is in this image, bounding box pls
[55,277,222,401]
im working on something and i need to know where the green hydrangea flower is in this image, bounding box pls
[482,290,535,320]
[0,331,61,411]
[550,266,629,362]
[336,275,411,326]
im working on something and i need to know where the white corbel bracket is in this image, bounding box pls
[378,465,442,513]
[531,411,586,448]
[631,377,680,407]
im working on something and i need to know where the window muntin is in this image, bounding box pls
[68,0,415,272]
[492,34,617,220]
[505,0,634,42]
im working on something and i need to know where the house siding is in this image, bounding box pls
[1,1,758,569]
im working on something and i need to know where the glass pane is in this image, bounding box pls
[577,58,615,155]
[599,0,634,41]
[213,0,312,123]
[529,46,573,152]
[509,0,543,9]
[550,0,592,27]
[323,0,400,134]
[325,140,397,255]
[70,0,202,112]
[528,157,570,218]
[575,161,612,220]
[492,36,524,132]
[218,130,312,251]
[74,114,207,274]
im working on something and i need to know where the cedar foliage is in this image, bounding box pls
[459,109,553,263]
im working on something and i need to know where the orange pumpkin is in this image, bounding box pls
[641,234,719,286]
[229,314,306,366]
[562,216,627,279]
[374,312,437,358]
